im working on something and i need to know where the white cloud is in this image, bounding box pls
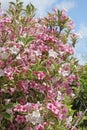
[56,1,75,11]
[77,24,87,38]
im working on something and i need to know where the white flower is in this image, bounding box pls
[71,93,75,97]
[59,67,69,76]
[48,49,58,59]
[4,99,11,104]
[10,46,19,55]
[32,110,41,117]
[67,116,72,123]
[25,114,31,122]
[57,91,62,101]
[0,52,9,60]
[18,41,24,46]
[16,54,21,60]
[66,116,72,127]
[52,77,58,84]
[6,108,13,114]
[0,69,4,77]
[23,33,27,38]
[35,49,42,56]
[15,20,19,24]
[25,110,43,125]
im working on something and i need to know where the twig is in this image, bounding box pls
[71,108,87,130]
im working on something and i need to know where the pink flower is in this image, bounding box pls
[67,74,76,84]
[15,115,25,124]
[20,98,26,105]
[21,105,28,112]
[47,103,53,110]
[8,87,15,94]
[34,71,46,80]
[4,66,14,80]
[35,124,44,130]
[77,111,82,117]
[68,20,74,30]
[54,101,62,108]
[61,9,67,21]
[13,104,22,112]
[19,80,29,93]
[71,126,77,130]
[58,113,64,120]
[52,8,57,12]
[47,102,60,115]
[8,123,15,130]
[71,33,79,39]
[0,60,4,68]
[66,87,73,95]
[76,82,80,87]
[68,46,74,54]
[14,104,28,112]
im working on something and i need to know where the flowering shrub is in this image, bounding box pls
[0,0,84,130]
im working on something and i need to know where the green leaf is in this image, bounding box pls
[2,112,11,120]
[38,66,47,72]
[3,103,14,110]
[25,37,34,44]
[9,2,15,6]
[83,116,87,120]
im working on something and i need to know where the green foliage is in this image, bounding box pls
[73,65,87,111]
[8,0,36,17]
[72,64,87,129]
[25,3,37,17]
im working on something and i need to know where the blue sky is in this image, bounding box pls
[0,0,87,64]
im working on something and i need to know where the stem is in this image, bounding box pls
[71,108,87,130]
[17,125,19,130]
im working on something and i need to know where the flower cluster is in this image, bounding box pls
[0,0,82,130]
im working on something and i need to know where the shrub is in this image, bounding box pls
[0,0,84,129]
